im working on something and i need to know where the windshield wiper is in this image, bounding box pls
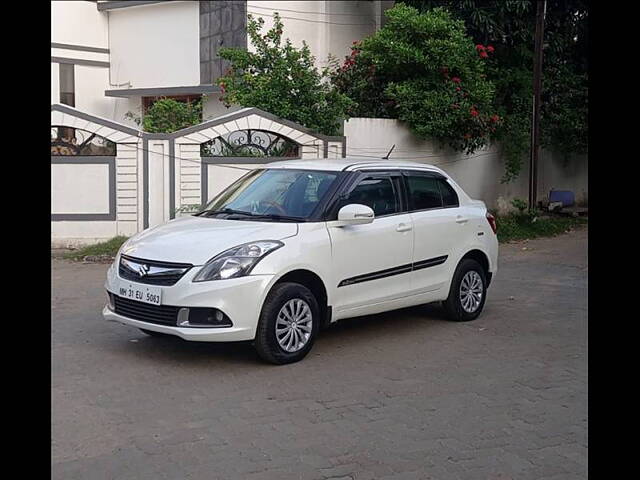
[199,208,254,217]
[242,213,304,222]
[199,208,303,222]
[197,208,304,222]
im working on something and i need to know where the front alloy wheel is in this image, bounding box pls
[254,282,320,364]
[275,298,313,353]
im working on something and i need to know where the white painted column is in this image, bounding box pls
[176,142,203,215]
[115,143,139,237]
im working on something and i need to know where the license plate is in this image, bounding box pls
[116,281,162,306]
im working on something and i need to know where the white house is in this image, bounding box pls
[51,0,395,127]
[51,1,586,247]
[51,1,395,246]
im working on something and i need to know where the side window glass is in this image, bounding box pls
[438,180,459,207]
[342,176,399,216]
[406,175,443,211]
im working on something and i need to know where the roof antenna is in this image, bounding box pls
[382,144,395,160]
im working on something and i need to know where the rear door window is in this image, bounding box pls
[406,175,443,211]
[405,173,460,211]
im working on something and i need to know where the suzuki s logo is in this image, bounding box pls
[137,264,150,277]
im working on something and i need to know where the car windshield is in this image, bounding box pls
[198,169,338,221]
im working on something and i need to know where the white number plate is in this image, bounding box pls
[117,281,162,306]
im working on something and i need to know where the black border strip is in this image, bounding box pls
[413,255,449,271]
[338,255,448,288]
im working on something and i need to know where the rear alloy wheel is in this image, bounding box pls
[459,270,484,313]
[254,282,320,364]
[442,258,487,322]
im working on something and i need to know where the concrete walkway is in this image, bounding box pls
[52,227,587,479]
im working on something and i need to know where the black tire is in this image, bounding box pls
[139,328,173,338]
[442,258,488,322]
[254,282,320,365]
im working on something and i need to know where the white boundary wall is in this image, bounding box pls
[344,118,588,212]
[52,105,345,246]
[172,109,343,213]
[51,105,142,247]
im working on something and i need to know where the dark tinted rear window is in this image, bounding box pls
[406,175,442,210]
[406,174,459,210]
[438,180,459,207]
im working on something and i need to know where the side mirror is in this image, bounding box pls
[334,204,375,227]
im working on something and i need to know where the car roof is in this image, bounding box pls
[267,157,446,175]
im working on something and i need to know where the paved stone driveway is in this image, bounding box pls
[51,227,587,480]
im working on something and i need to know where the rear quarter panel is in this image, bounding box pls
[444,203,499,292]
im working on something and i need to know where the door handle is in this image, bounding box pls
[456,216,469,224]
[396,223,412,232]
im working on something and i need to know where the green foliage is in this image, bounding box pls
[172,204,203,216]
[510,196,541,223]
[331,5,499,154]
[496,213,586,243]
[125,98,203,133]
[483,44,533,182]
[511,197,528,213]
[63,236,128,261]
[541,63,588,158]
[217,13,353,136]
[402,0,588,181]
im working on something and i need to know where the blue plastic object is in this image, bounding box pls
[549,190,574,207]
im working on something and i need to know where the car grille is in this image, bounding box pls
[113,295,180,326]
[119,255,193,286]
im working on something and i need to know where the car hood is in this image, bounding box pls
[120,216,299,265]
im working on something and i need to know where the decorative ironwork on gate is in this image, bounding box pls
[51,126,117,156]
[200,129,299,158]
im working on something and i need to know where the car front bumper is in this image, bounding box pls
[103,261,275,342]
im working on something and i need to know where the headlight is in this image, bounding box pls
[112,240,129,269]
[193,240,284,282]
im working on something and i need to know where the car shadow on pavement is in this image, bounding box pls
[324,302,448,334]
[112,333,261,366]
[105,302,451,367]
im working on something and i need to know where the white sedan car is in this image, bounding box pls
[104,159,498,364]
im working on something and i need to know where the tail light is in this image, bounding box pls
[486,212,497,234]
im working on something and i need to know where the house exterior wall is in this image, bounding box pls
[112,96,143,129]
[344,118,588,211]
[51,1,395,128]
[52,0,109,47]
[246,1,387,70]
[51,1,112,118]
[74,65,113,119]
[107,1,200,89]
[325,0,382,66]
[202,94,243,121]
